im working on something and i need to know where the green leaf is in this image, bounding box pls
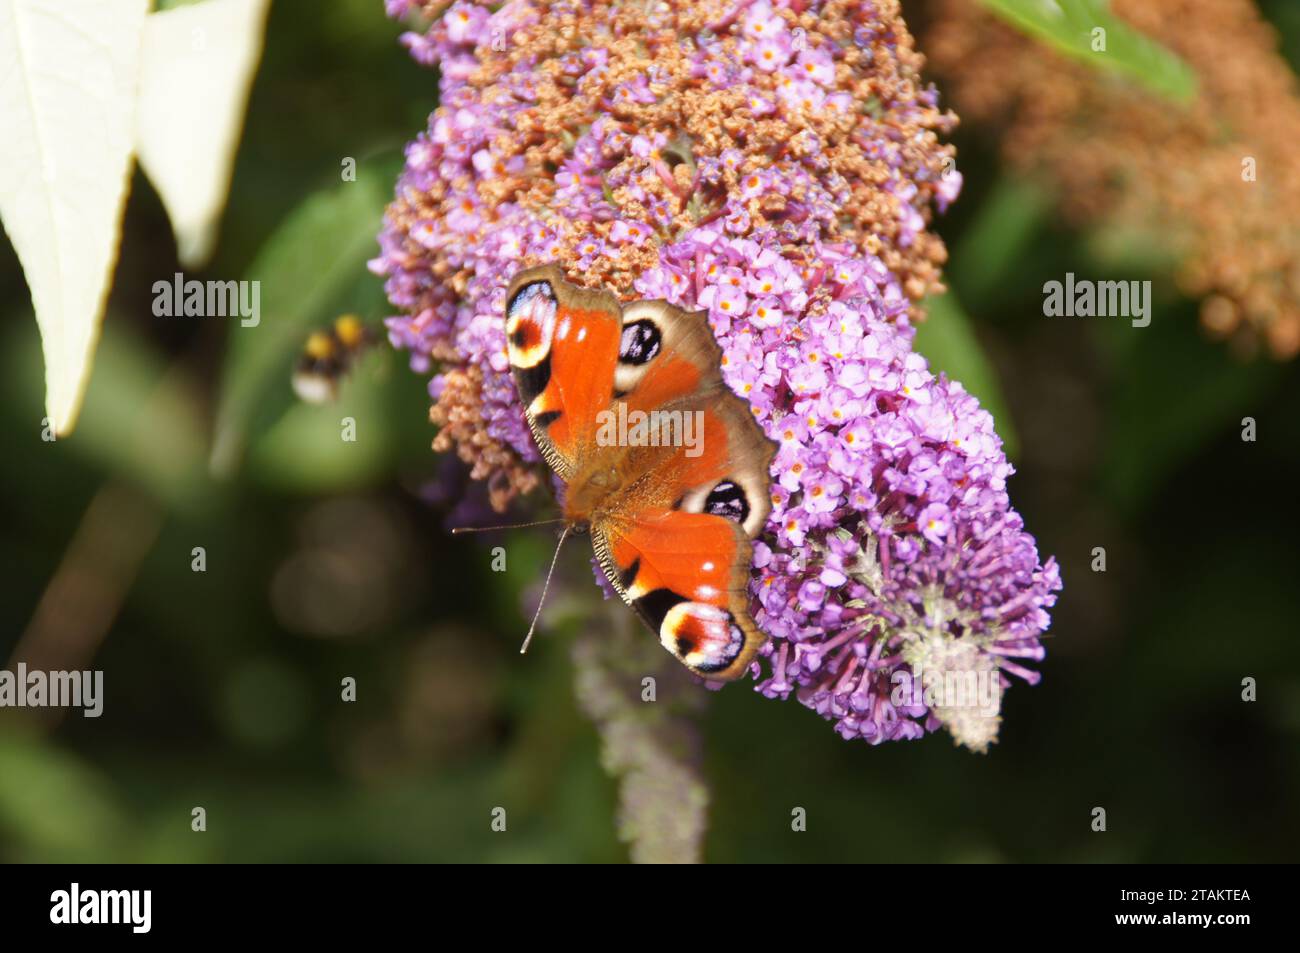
[949,177,1053,309]
[6,317,210,512]
[209,159,397,477]
[1097,311,1285,512]
[1086,223,1183,275]
[915,293,1020,457]
[0,734,127,858]
[248,350,401,491]
[979,0,1197,103]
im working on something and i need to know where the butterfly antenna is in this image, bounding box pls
[520,524,572,655]
[451,518,566,535]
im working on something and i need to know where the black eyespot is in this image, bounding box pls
[703,480,749,525]
[619,319,661,366]
[690,622,746,674]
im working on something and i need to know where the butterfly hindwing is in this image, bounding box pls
[592,511,766,681]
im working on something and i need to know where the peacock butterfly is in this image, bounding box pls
[503,263,777,681]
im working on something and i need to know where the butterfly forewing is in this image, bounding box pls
[505,264,622,477]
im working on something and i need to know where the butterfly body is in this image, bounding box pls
[564,424,713,529]
[504,264,776,681]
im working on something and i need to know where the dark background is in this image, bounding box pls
[0,0,1296,862]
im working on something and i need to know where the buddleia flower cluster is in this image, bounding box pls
[373,0,1061,750]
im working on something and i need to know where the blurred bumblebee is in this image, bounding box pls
[292,314,377,404]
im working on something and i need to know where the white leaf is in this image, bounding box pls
[0,0,148,436]
[136,0,271,268]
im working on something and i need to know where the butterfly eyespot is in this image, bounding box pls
[507,279,555,317]
[506,280,557,373]
[659,602,744,674]
[618,318,661,366]
[510,322,540,350]
[703,480,750,525]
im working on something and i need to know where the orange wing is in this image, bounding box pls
[592,303,777,681]
[593,508,766,681]
[505,264,622,478]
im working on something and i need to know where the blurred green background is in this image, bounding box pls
[1,0,1297,863]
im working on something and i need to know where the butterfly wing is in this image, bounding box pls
[504,264,622,479]
[593,507,765,681]
[591,300,777,681]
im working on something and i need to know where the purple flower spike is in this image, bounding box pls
[375,0,1061,750]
